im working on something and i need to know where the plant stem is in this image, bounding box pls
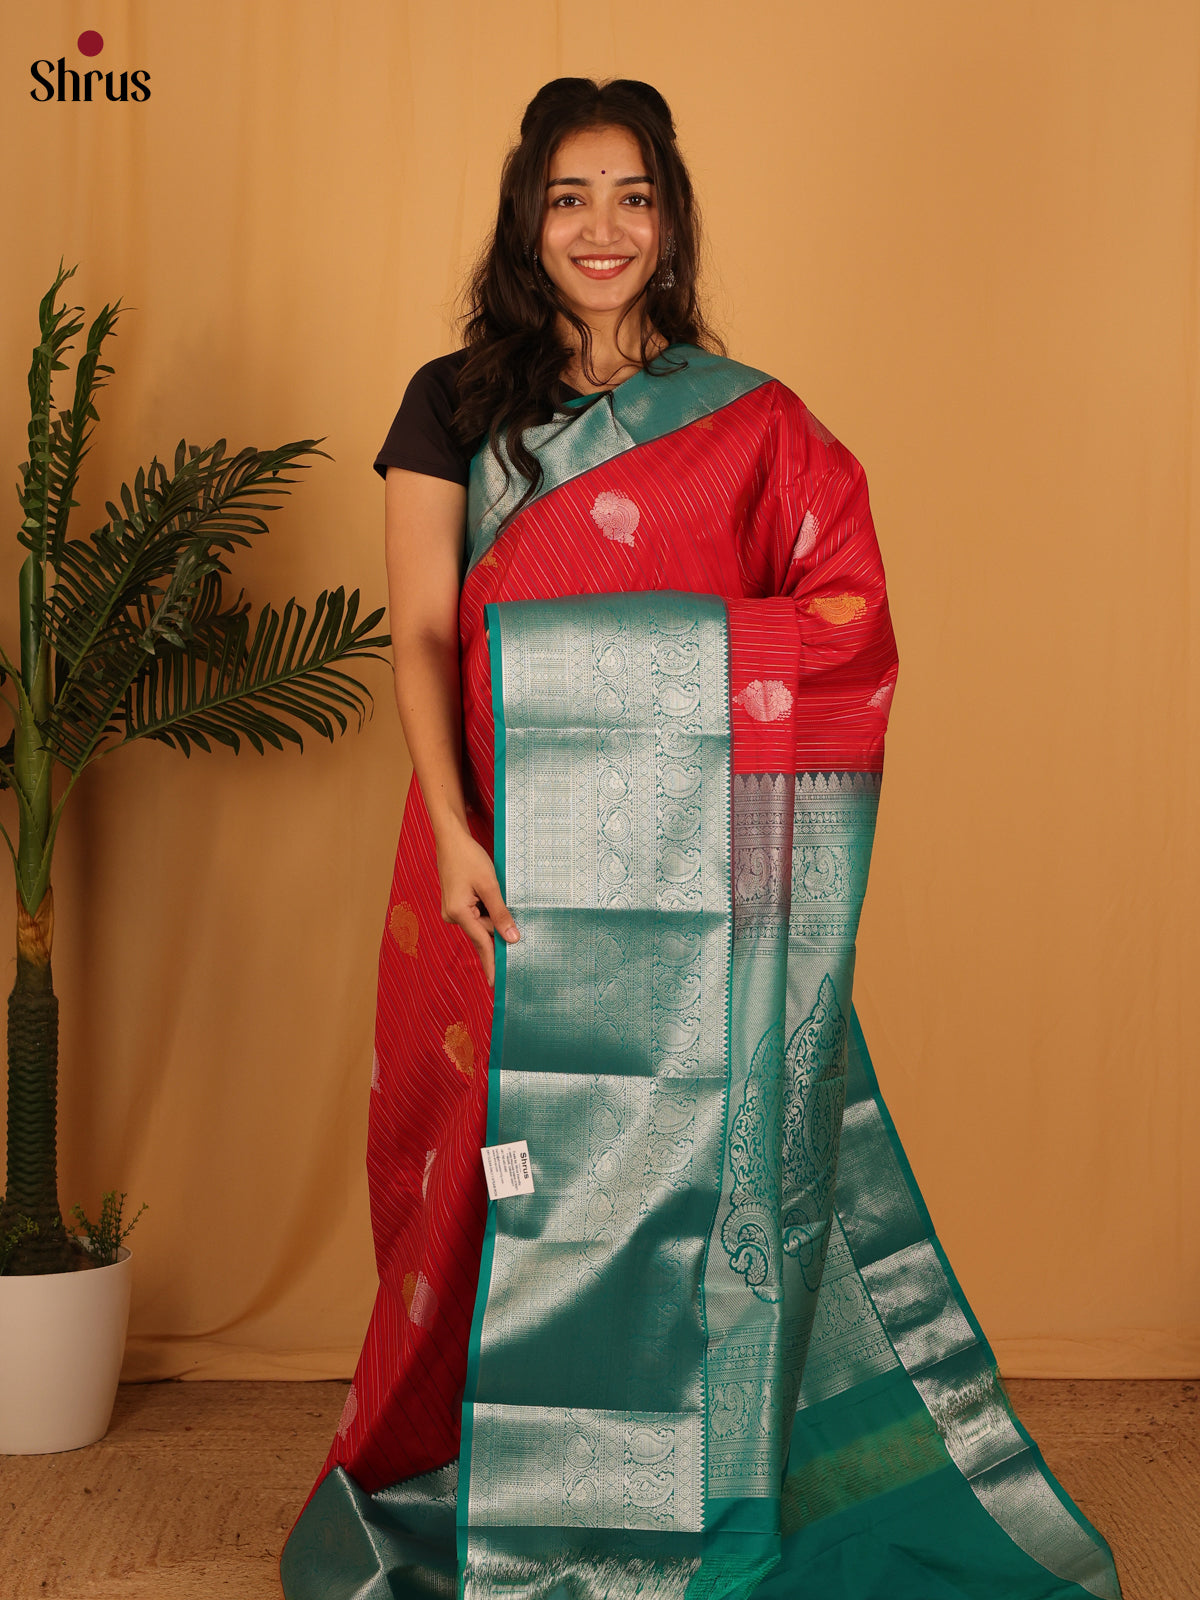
[16,551,52,886]
[18,554,41,697]
[1,890,74,1273]
[2,564,67,1271]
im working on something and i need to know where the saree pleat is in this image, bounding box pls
[281,347,1122,1600]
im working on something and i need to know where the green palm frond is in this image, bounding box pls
[120,589,389,756]
[46,439,321,664]
[43,439,324,771]
[18,261,120,569]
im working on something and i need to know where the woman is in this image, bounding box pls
[281,79,1122,1600]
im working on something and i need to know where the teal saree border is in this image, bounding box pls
[461,593,756,1599]
[465,345,772,574]
[457,603,509,1578]
[823,1012,1122,1599]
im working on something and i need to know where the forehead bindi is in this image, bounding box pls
[548,127,649,187]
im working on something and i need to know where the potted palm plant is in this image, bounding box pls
[0,264,388,1453]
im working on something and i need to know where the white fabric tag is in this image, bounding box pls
[481,1140,535,1200]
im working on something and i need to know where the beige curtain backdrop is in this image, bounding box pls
[0,0,1196,1382]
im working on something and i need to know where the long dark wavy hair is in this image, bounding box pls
[456,77,723,502]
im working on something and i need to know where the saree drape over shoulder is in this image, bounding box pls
[281,348,1122,1600]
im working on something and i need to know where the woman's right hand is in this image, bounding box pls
[434,823,519,988]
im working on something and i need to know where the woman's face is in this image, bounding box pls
[538,124,661,326]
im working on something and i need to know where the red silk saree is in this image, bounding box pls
[281,347,1121,1600]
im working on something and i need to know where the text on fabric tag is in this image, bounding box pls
[481,1140,535,1200]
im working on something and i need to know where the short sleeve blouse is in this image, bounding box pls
[373,351,587,486]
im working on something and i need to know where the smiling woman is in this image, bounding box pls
[539,126,662,372]
[279,75,1123,1600]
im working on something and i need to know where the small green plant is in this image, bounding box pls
[0,1209,39,1273]
[68,1190,147,1267]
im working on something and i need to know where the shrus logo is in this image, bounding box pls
[30,31,151,103]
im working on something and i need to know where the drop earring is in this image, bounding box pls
[655,237,676,292]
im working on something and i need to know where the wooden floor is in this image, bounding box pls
[1,1380,1195,1598]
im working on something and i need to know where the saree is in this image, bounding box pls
[280,347,1123,1600]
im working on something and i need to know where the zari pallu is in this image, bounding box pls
[280,347,1122,1600]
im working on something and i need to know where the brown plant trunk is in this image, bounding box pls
[1,889,79,1274]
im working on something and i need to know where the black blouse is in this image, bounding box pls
[373,351,586,486]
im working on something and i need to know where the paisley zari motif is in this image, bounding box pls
[281,347,1122,1600]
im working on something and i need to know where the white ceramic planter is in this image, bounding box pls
[0,1243,132,1455]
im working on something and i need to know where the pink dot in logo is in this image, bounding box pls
[77,31,104,56]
